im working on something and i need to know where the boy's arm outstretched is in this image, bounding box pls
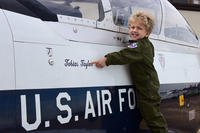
[91,57,107,68]
[92,45,143,68]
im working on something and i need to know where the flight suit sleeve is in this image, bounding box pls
[105,45,143,66]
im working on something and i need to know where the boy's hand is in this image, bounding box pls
[91,57,107,68]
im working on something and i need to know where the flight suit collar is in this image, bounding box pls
[129,37,149,43]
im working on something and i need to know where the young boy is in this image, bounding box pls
[92,11,168,133]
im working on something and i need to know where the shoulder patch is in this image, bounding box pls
[128,42,138,48]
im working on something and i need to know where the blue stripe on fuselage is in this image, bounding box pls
[0,86,141,133]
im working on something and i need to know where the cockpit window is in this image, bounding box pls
[109,0,162,35]
[164,0,199,45]
[36,0,104,21]
[0,0,39,19]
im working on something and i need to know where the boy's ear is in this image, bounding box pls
[145,33,150,37]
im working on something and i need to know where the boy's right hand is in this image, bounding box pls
[91,57,107,68]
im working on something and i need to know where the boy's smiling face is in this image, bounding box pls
[128,20,149,41]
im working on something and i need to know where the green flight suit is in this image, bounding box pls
[105,37,168,133]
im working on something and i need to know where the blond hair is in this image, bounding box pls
[128,11,155,34]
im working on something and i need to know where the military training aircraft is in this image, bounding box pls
[0,0,200,132]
